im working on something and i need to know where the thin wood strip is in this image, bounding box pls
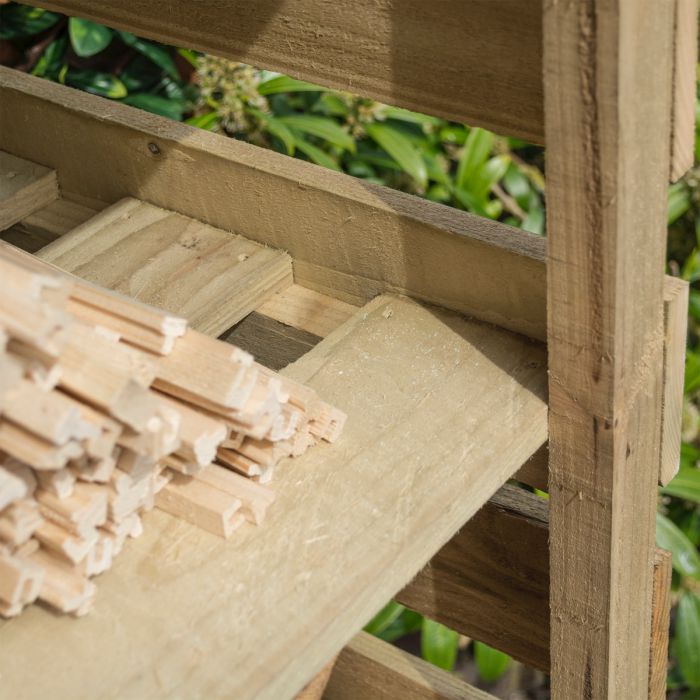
[28,0,544,142]
[670,0,699,181]
[326,632,495,700]
[649,549,672,700]
[660,276,689,485]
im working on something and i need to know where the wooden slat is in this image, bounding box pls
[30,0,544,142]
[660,276,690,485]
[397,484,550,672]
[37,197,294,336]
[543,2,674,698]
[0,151,58,231]
[670,0,699,181]
[399,485,674,683]
[0,67,548,340]
[326,632,495,700]
[257,285,357,339]
[649,549,672,700]
[0,295,547,699]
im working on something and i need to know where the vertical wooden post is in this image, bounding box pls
[543,1,674,698]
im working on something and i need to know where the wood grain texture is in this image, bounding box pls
[0,150,58,231]
[649,549,672,700]
[670,0,699,181]
[29,0,543,142]
[397,484,550,671]
[660,277,689,485]
[326,632,495,700]
[37,197,293,336]
[1,197,99,253]
[544,1,674,698]
[257,285,357,339]
[221,312,321,371]
[0,295,547,699]
[0,67,548,340]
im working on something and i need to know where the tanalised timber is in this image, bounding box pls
[31,0,544,143]
[0,67,547,341]
[398,484,674,681]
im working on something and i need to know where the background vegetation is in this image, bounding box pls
[1,4,699,696]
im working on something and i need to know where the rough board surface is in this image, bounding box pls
[0,295,547,699]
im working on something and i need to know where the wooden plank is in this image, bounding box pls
[543,1,674,698]
[29,0,544,142]
[0,295,547,699]
[37,197,294,336]
[0,151,58,231]
[660,276,689,485]
[513,444,548,492]
[397,484,550,672]
[0,67,548,340]
[221,313,321,371]
[326,632,495,700]
[257,285,357,339]
[649,549,672,700]
[670,0,699,181]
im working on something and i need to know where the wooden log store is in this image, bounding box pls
[0,0,697,698]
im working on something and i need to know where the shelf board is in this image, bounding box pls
[0,294,547,699]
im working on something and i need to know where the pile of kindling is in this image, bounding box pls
[0,244,345,618]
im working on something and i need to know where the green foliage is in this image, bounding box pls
[473,641,512,683]
[0,2,193,119]
[420,619,459,672]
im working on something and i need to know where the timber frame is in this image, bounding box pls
[0,1,696,698]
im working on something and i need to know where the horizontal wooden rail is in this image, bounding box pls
[24,1,696,177]
[0,67,547,340]
[398,485,672,681]
[32,0,544,142]
[326,632,496,700]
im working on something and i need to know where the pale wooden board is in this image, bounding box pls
[37,197,293,336]
[544,1,674,697]
[1,197,100,253]
[649,549,672,700]
[670,0,699,181]
[326,632,496,700]
[0,295,547,699]
[257,284,357,339]
[0,150,58,231]
[31,0,543,142]
[660,276,689,485]
[397,484,550,671]
[0,67,548,340]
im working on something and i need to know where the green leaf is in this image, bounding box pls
[185,112,219,130]
[661,467,700,504]
[31,35,68,79]
[258,75,323,95]
[474,641,512,683]
[265,119,297,156]
[685,351,700,395]
[68,18,113,57]
[656,512,700,579]
[456,127,493,191]
[293,137,341,171]
[681,442,700,471]
[377,609,423,643]
[503,164,531,210]
[470,155,510,199]
[669,181,692,225]
[420,619,458,671]
[382,106,443,128]
[677,593,700,687]
[365,123,428,189]
[364,601,405,636]
[118,31,179,79]
[122,93,183,120]
[65,70,127,99]
[523,203,545,235]
[277,115,355,153]
[0,5,61,40]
